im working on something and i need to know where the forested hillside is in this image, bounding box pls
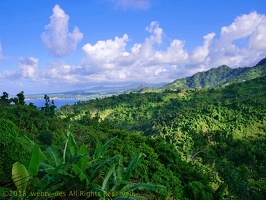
[151,58,266,91]
[1,76,266,199]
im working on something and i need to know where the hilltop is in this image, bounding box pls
[161,58,266,90]
[133,58,266,93]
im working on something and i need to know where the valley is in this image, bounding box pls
[0,59,266,199]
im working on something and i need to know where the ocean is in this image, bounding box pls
[25,99,83,108]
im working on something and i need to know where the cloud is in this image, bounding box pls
[107,0,150,10]
[133,21,164,62]
[0,57,38,80]
[190,33,215,64]
[2,11,266,94]
[46,22,167,85]
[19,57,38,79]
[44,61,81,82]
[145,21,163,44]
[82,34,129,73]
[206,11,266,68]
[79,21,189,83]
[41,4,83,57]
[221,12,262,41]
[79,13,266,85]
[153,39,188,65]
[248,13,266,51]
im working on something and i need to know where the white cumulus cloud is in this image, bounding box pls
[41,4,83,57]
[78,13,266,86]
[82,34,129,73]
[44,61,81,82]
[248,13,266,51]
[3,11,266,94]
[154,39,188,65]
[221,12,262,41]
[19,57,39,79]
[190,33,215,64]
[79,21,189,83]
[145,21,163,44]
[212,12,266,67]
[0,57,38,80]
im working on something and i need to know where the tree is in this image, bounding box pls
[0,91,8,101]
[16,91,25,105]
[41,94,57,117]
[0,91,9,106]
[10,91,26,105]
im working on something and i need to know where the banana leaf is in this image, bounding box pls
[28,144,40,177]
[12,162,30,193]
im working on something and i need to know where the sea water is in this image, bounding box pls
[25,99,82,108]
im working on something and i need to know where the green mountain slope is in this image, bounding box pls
[1,68,266,199]
[161,58,266,90]
[56,76,266,199]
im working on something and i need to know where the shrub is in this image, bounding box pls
[38,130,53,146]
[0,119,30,183]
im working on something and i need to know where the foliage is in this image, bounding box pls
[160,59,266,90]
[0,119,30,183]
[57,76,266,199]
[0,75,266,199]
[38,130,53,146]
[1,130,166,199]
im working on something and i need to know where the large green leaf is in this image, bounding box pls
[111,155,124,191]
[23,136,47,162]
[44,163,64,176]
[68,131,78,157]
[79,144,87,154]
[63,126,78,164]
[123,153,144,181]
[12,162,30,192]
[77,144,88,170]
[90,156,118,181]
[40,162,56,173]
[28,144,40,177]
[46,146,62,167]
[102,163,117,191]
[77,156,89,171]
[72,163,90,186]
[93,136,118,159]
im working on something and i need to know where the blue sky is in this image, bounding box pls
[0,0,266,95]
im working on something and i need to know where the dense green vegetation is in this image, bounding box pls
[57,76,266,199]
[1,69,266,199]
[138,60,266,92]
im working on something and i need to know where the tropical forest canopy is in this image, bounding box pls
[0,59,266,199]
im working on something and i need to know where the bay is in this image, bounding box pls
[25,99,83,108]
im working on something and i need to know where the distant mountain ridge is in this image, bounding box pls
[161,58,266,90]
[25,82,166,100]
[26,58,266,98]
